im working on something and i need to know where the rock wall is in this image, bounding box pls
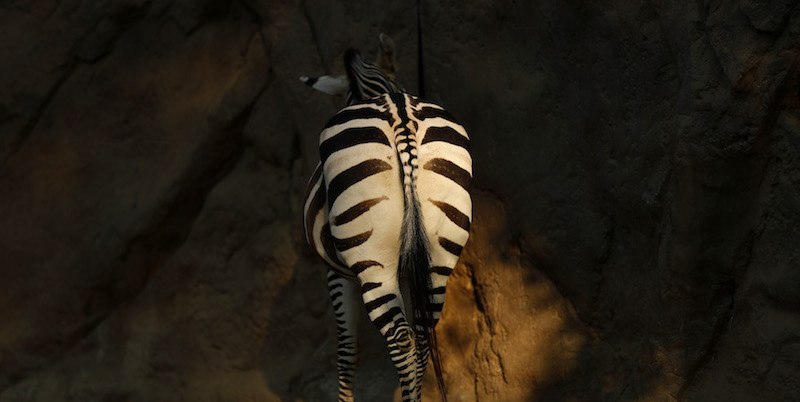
[1,0,799,401]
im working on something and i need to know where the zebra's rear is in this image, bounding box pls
[301,36,471,402]
[400,94,472,401]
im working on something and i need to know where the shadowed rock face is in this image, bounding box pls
[1,1,799,401]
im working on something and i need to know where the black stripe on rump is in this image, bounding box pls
[320,126,391,163]
[324,107,391,129]
[413,106,459,124]
[421,126,470,152]
[371,93,389,106]
[429,199,470,231]
[430,286,447,295]
[333,229,373,252]
[361,282,382,293]
[373,306,403,330]
[365,294,397,313]
[352,260,383,275]
[438,237,463,256]
[423,158,471,192]
[334,196,389,226]
[302,164,323,208]
[328,159,393,209]
[430,266,454,275]
[321,223,348,267]
[304,179,326,250]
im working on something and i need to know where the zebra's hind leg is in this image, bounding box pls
[412,267,452,398]
[412,331,430,399]
[359,274,421,401]
[327,269,362,402]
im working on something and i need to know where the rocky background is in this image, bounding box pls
[1,0,800,401]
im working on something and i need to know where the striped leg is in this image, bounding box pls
[422,267,453,389]
[327,269,361,402]
[413,330,430,398]
[411,209,467,399]
[411,268,450,398]
[358,273,421,402]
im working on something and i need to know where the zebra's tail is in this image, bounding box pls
[400,182,448,401]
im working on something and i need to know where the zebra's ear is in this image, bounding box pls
[377,33,397,80]
[299,74,350,96]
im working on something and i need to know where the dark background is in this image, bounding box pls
[1,0,799,400]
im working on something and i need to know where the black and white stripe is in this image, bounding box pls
[302,40,471,402]
[343,49,403,105]
[300,34,402,107]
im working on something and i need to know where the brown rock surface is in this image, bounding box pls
[1,1,799,401]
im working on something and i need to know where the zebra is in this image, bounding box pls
[301,34,472,402]
[300,33,402,105]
